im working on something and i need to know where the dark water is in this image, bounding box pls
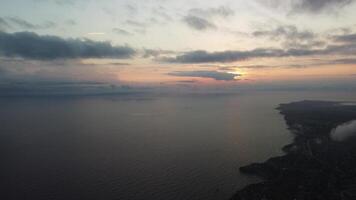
[2,91,356,200]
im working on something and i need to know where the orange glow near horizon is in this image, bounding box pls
[113,62,356,86]
[77,58,356,87]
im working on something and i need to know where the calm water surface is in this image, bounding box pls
[2,91,356,200]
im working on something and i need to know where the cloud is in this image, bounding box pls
[5,17,56,30]
[168,70,239,81]
[87,32,105,35]
[125,4,138,15]
[143,49,176,58]
[0,17,11,31]
[252,25,326,49]
[334,33,356,43]
[125,20,147,34]
[252,25,320,48]
[183,15,216,31]
[188,6,235,18]
[161,31,356,63]
[108,62,131,66]
[126,20,146,28]
[259,0,355,14]
[213,56,356,69]
[0,31,136,60]
[328,58,356,64]
[112,28,133,36]
[176,80,198,83]
[162,49,287,63]
[182,6,234,31]
[152,7,173,22]
[65,19,76,26]
[293,0,354,13]
[160,48,307,63]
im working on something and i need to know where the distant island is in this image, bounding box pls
[232,100,356,200]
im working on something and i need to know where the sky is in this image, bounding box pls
[1,0,356,95]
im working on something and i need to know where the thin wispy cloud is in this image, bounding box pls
[0,17,56,30]
[0,17,11,31]
[182,6,234,31]
[87,32,106,35]
[187,6,235,18]
[183,15,216,31]
[112,28,133,36]
[65,19,76,26]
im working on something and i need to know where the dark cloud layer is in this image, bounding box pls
[160,48,320,63]
[162,49,286,63]
[168,70,238,81]
[217,57,356,69]
[0,31,136,60]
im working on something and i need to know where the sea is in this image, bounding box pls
[2,91,356,200]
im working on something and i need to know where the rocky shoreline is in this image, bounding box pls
[232,100,356,200]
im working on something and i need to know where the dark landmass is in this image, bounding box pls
[232,100,356,200]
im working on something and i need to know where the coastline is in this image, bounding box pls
[232,100,356,200]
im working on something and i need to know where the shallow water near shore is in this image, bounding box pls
[2,91,356,200]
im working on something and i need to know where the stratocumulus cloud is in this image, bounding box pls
[293,0,355,13]
[264,0,355,14]
[161,32,356,63]
[252,25,315,41]
[0,31,136,60]
[168,70,239,81]
[251,25,322,48]
[334,33,356,43]
[162,49,287,63]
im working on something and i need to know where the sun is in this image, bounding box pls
[226,68,247,79]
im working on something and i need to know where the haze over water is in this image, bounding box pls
[2,91,356,200]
